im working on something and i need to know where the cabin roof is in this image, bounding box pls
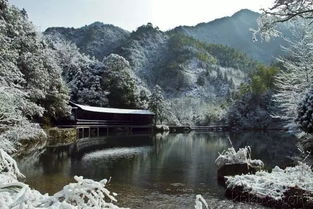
[70,102,155,115]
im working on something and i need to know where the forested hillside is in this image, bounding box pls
[46,23,260,125]
[0,0,69,152]
[173,9,289,64]
[45,22,130,60]
[1,0,286,128]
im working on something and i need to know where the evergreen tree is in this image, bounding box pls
[0,0,69,151]
[102,54,140,108]
[49,38,109,107]
[297,87,313,134]
[148,85,167,124]
[272,24,313,129]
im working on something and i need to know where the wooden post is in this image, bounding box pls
[82,128,84,138]
[89,127,91,138]
[106,127,109,136]
[97,127,100,137]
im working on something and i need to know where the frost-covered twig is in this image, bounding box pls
[194,194,209,209]
[253,0,313,41]
[0,149,24,178]
[215,146,263,169]
[53,176,127,209]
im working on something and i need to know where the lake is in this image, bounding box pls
[17,131,299,209]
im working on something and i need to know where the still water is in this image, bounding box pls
[17,131,299,209]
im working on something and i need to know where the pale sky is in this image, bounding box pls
[9,0,274,31]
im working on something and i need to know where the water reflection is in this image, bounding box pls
[230,131,298,168]
[17,131,298,208]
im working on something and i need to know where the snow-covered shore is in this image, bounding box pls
[225,163,313,208]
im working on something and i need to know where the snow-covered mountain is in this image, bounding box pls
[45,22,261,124]
[45,9,289,65]
[45,22,256,98]
[45,22,130,60]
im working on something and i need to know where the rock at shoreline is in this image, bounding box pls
[215,146,264,182]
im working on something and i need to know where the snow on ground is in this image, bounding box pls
[226,163,313,200]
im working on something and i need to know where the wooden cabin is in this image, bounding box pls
[70,102,154,126]
[61,102,155,138]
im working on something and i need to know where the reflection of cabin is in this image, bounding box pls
[61,102,154,138]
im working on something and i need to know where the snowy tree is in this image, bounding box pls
[0,0,70,123]
[0,0,68,152]
[272,24,313,129]
[49,38,109,107]
[254,0,313,40]
[0,87,44,153]
[253,0,313,130]
[102,54,140,108]
[148,85,167,124]
[296,86,313,134]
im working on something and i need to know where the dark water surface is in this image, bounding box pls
[17,131,299,209]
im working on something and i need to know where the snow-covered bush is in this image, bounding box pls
[226,163,313,200]
[0,87,45,153]
[0,174,126,209]
[215,146,264,169]
[53,176,123,209]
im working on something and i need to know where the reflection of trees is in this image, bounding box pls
[17,131,300,195]
[17,149,71,176]
[129,132,231,192]
[70,132,231,192]
[229,131,299,168]
[16,149,72,194]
